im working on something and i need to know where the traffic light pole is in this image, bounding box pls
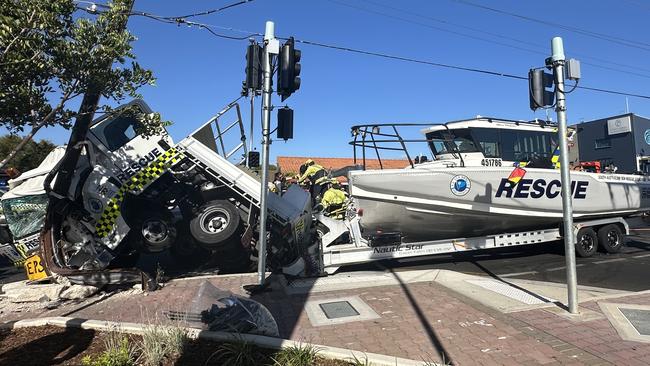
[249,90,255,162]
[551,37,579,315]
[256,21,278,286]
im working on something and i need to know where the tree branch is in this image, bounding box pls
[0,10,37,61]
[0,79,79,170]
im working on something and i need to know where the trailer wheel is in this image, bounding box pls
[597,224,624,253]
[575,227,598,258]
[190,200,241,248]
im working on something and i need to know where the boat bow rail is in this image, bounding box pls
[350,123,434,169]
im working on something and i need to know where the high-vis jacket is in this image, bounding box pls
[321,188,347,210]
[298,164,325,184]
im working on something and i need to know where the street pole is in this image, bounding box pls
[551,37,579,314]
[249,90,255,160]
[256,21,278,286]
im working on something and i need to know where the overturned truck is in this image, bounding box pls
[41,99,313,286]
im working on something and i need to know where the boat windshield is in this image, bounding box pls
[426,129,481,155]
[1,194,48,239]
[427,127,558,162]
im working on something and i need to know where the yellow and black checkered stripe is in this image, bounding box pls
[95,148,183,238]
[551,146,561,169]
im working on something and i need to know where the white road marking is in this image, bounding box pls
[546,266,565,272]
[632,253,650,259]
[593,258,627,264]
[546,264,585,272]
[498,271,539,277]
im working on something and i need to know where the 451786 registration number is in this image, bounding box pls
[481,158,502,167]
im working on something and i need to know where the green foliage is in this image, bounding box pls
[206,340,267,366]
[0,134,55,171]
[81,335,136,366]
[271,343,321,366]
[0,0,161,134]
[138,322,189,366]
[345,353,373,366]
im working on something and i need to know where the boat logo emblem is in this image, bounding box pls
[450,175,471,196]
[644,129,650,145]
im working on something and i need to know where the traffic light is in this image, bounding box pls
[528,69,555,111]
[248,151,260,168]
[277,107,293,140]
[244,43,262,92]
[277,37,301,101]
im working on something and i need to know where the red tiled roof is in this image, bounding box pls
[277,156,409,177]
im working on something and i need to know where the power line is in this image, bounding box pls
[290,37,650,100]
[453,0,650,52]
[357,0,650,76]
[329,0,650,79]
[72,2,650,100]
[161,0,255,21]
[74,1,262,40]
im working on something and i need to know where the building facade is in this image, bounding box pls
[577,113,650,174]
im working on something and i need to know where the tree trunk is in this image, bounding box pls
[50,0,135,201]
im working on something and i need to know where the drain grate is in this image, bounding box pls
[620,308,650,336]
[319,301,360,319]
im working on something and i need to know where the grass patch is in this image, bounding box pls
[271,342,321,366]
[82,326,138,366]
[206,339,268,366]
[138,320,189,366]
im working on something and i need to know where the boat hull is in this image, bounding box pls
[349,167,650,242]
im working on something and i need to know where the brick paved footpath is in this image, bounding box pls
[3,273,650,365]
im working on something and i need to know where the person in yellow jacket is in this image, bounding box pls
[297,159,328,201]
[320,179,348,218]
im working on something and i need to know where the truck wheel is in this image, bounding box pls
[575,227,598,258]
[190,200,241,248]
[130,214,177,253]
[597,224,624,253]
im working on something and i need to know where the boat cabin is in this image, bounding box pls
[420,117,574,168]
[349,117,575,170]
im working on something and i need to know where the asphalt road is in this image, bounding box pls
[346,229,650,292]
[2,230,650,292]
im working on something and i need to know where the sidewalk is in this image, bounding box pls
[2,270,650,365]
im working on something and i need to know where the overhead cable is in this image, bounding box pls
[453,0,650,51]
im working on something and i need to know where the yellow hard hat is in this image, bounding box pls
[305,159,315,166]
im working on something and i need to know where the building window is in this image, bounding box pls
[594,138,611,149]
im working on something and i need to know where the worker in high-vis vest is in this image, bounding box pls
[297,159,328,201]
[320,178,348,219]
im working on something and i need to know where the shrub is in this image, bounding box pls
[271,342,321,366]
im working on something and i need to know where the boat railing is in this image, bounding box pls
[349,123,437,170]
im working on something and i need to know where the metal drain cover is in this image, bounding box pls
[620,308,650,335]
[319,301,360,319]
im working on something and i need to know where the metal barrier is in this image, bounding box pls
[189,96,248,165]
[349,123,433,169]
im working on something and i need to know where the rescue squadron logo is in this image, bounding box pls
[450,175,471,196]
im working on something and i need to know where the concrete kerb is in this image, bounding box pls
[0,316,436,366]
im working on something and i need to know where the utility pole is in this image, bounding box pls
[551,37,579,314]
[256,21,279,286]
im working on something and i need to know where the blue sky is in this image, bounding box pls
[24,0,650,162]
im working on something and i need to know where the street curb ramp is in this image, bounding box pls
[0,316,437,366]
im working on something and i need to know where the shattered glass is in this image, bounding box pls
[2,194,48,239]
[166,280,279,337]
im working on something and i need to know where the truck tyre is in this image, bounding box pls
[575,227,598,258]
[190,200,241,248]
[597,224,624,253]
[129,214,177,253]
